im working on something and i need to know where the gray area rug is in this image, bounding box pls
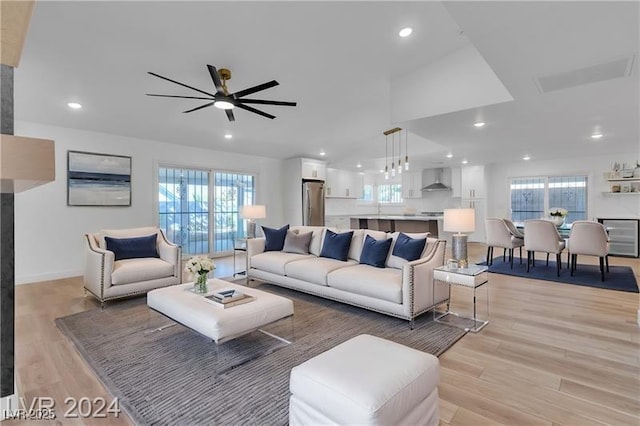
[56,282,466,425]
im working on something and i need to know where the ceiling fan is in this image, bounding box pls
[146,65,297,121]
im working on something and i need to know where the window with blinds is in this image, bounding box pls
[213,172,255,252]
[510,175,587,224]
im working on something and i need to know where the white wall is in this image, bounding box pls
[14,121,284,284]
[485,152,640,220]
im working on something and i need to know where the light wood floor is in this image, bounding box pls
[7,244,640,425]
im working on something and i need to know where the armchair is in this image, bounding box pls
[83,227,182,307]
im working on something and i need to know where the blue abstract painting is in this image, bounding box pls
[67,151,131,206]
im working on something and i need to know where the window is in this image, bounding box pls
[158,167,255,256]
[360,184,374,202]
[377,184,403,204]
[510,175,587,224]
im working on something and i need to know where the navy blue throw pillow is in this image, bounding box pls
[105,234,159,261]
[359,235,393,268]
[262,225,290,251]
[320,230,353,261]
[392,232,426,262]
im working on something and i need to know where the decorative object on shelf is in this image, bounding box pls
[185,255,215,294]
[444,208,476,266]
[546,207,568,227]
[67,151,131,206]
[240,204,266,238]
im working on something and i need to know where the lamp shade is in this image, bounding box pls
[240,205,266,220]
[443,208,475,233]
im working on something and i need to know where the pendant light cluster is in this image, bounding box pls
[383,127,409,180]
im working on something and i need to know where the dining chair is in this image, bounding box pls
[567,220,610,281]
[485,218,524,268]
[524,220,566,276]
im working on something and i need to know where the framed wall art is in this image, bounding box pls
[67,151,132,206]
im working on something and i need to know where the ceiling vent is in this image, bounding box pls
[535,55,635,94]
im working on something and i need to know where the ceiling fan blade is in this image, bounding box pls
[148,71,217,97]
[235,103,276,119]
[182,102,215,113]
[207,65,225,93]
[232,80,279,98]
[237,98,297,107]
[147,93,215,100]
[226,109,235,122]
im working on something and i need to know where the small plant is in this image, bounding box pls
[548,207,568,217]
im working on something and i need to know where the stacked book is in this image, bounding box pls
[204,288,254,308]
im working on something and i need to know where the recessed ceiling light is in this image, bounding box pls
[379,169,384,173]
[473,122,485,128]
[523,155,531,161]
[319,151,326,156]
[461,159,469,165]
[356,163,362,168]
[446,153,453,158]
[399,27,413,38]
[359,172,365,175]
[591,133,603,139]
[67,102,82,109]
[224,133,232,139]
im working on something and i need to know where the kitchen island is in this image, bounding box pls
[349,215,442,236]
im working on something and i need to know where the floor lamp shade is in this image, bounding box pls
[444,208,476,265]
[240,205,266,238]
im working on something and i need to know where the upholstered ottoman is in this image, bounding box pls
[289,334,440,426]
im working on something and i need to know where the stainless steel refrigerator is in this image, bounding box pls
[302,179,325,226]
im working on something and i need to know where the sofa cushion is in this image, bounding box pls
[285,257,357,286]
[392,233,427,262]
[290,226,326,256]
[283,230,313,254]
[105,234,159,261]
[262,224,290,251]
[348,230,387,262]
[359,235,393,268]
[111,258,174,285]
[98,226,159,249]
[251,251,313,276]
[320,230,353,261]
[387,232,430,269]
[328,264,402,303]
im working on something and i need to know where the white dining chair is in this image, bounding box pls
[567,220,610,281]
[524,220,566,276]
[485,218,524,268]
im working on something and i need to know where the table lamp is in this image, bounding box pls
[240,205,266,239]
[444,208,475,267]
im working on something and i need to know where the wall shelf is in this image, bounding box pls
[602,191,640,195]
[606,178,640,182]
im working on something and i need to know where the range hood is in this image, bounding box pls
[421,168,451,192]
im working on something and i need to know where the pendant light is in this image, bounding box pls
[397,132,402,175]
[391,133,396,177]
[404,129,410,171]
[384,134,389,180]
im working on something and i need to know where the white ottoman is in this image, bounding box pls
[289,334,440,426]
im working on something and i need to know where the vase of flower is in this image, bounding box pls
[547,207,568,227]
[185,255,215,294]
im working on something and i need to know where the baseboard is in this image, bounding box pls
[15,269,82,285]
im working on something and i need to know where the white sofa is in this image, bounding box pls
[247,226,449,327]
[84,227,182,307]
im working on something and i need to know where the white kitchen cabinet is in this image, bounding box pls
[450,167,462,197]
[402,171,423,198]
[458,165,485,199]
[301,158,327,180]
[326,168,361,198]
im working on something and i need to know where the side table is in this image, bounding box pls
[433,264,489,332]
[233,238,247,277]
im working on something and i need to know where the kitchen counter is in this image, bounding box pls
[349,215,441,236]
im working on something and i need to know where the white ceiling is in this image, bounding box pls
[15,1,640,172]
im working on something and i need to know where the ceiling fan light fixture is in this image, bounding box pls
[214,100,235,110]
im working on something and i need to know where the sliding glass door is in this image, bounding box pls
[158,167,210,255]
[213,172,255,252]
[158,166,255,256]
